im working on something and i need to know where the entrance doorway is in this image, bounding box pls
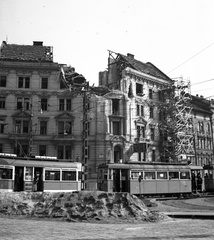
[14,167,24,191]
[34,168,43,192]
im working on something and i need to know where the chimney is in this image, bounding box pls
[127,53,134,59]
[33,41,43,46]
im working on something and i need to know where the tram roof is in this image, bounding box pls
[0,157,82,169]
[99,163,191,170]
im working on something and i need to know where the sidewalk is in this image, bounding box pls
[151,196,214,219]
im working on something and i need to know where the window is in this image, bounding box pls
[136,104,144,116]
[158,91,164,101]
[59,99,64,111]
[58,121,72,135]
[0,123,4,133]
[152,149,155,161]
[15,120,29,134]
[112,99,119,115]
[45,170,60,180]
[60,80,66,89]
[39,145,46,156]
[157,172,167,179]
[150,128,155,141]
[149,89,153,99]
[41,78,48,89]
[66,99,71,111]
[137,125,145,138]
[59,99,71,111]
[149,107,154,118]
[113,121,120,135]
[136,83,144,96]
[0,76,6,87]
[18,77,30,88]
[40,121,47,135]
[169,172,179,179]
[144,172,155,180]
[41,98,48,111]
[62,170,76,181]
[180,171,190,179]
[207,123,211,135]
[0,168,13,180]
[17,98,30,110]
[138,151,146,161]
[137,105,140,116]
[57,145,72,159]
[0,97,5,109]
[131,171,142,179]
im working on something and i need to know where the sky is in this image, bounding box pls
[1,0,214,98]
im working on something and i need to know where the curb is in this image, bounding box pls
[164,212,214,219]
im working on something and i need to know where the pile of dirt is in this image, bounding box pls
[0,191,166,223]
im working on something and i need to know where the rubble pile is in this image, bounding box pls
[0,191,165,223]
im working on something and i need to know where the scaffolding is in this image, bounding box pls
[158,77,194,162]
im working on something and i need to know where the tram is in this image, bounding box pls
[97,161,192,196]
[0,154,82,192]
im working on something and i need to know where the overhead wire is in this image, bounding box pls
[167,41,214,74]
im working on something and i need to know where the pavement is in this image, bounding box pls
[150,195,214,219]
[1,196,214,239]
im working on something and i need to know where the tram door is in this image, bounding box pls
[14,167,24,191]
[113,169,129,192]
[34,168,43,192]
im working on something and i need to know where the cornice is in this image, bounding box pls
[0,89,68,97]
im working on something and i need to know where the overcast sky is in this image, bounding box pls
[1,0,214,98]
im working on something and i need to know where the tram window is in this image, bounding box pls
[180,171,190,179]
[62,171,76,181]
[104,169,108,180]
[169,172,179,179]
[144,172,155,180]
[78,171,82,181]
[157,172,167,180]
[45,170,60,180]
[131,171,140,179]
[0,168,12,179]
[25,167,33,181]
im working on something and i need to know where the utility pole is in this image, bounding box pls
[81,82,89,190]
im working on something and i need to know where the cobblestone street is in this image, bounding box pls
[1,217,214,240]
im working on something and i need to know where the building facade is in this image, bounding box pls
[83,51,174,189]
[0,41,84,162]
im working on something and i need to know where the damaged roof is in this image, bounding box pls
[118,53,172,82]
[0,41,53,62]
[191,95,212,114]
